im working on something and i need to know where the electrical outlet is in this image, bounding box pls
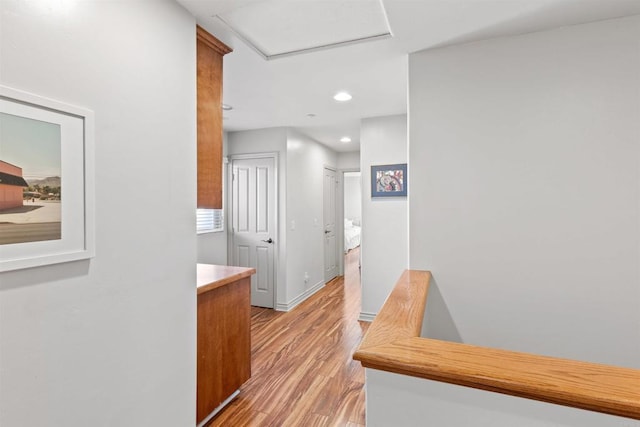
[304,272,309,283]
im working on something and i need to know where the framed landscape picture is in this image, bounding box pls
[371,163,407,198]
[0,85,94,272]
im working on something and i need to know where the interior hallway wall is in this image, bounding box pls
[359,115,408,320]
[285,129,338,309]
[337,151,360,170]
[344,172,362,223]
[0,2,197,425]
[409,14,640,368]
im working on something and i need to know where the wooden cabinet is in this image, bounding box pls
[196,26,231,209]
[196,264,255,425]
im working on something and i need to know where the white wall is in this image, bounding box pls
[366,369,638,427]
[409,15,640,368]
[344,172,362,223]
[360,115,408,320]
[0,2,197,426]
[227,128,288,306]
[337,151,360,170]
[285,129,338,308]
[197,132,228,265]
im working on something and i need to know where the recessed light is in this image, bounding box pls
[333,91,352,102]
[222,103,233,111]
[340,137,351,143]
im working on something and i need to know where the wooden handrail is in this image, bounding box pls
[353,270,640,420]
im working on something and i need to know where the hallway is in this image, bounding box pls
[208,247,367,426]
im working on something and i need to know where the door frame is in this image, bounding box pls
[323,165,339,281]
[337,167,360,276]
[227,152,279,308]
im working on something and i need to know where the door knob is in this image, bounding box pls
[261,238,274,244]
[324,230,330,234]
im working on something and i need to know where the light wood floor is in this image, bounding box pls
[207,247,367,427]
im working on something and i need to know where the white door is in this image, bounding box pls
[230,156,276,308]
[324,167,338,282]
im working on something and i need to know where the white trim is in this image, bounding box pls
[378,0,394,37]
[359,311,376,322]
[230,152,280,161]
[228,152,279,309]
[0,85,95,272]
[275,280,324,312]
[338,167,361,275]
[323,165,339,282]
[214,15,391,61]
[264,33,392,61]
[196,389,239,427]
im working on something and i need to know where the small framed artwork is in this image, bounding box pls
[0,85,95,272]
[371,163,407,198]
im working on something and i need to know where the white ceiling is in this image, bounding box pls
[177,0,640,152]
[217,0,391,59]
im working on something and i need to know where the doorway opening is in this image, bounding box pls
[343,171,361,271]
[323,167,339,282]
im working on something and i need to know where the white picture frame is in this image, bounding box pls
[0,85,95,272]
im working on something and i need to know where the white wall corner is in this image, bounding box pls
[275,280,324,312]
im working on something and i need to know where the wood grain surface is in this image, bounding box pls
[197,276,251,423]
[206,247,368,426]
[353,269,640,420]
[196,26,230,209]
[357,269,430,350]
[196,25,232,56]
[197,264,256,294]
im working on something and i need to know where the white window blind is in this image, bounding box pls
[197,208,224,233]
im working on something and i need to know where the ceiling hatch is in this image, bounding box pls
[216,0,392,60]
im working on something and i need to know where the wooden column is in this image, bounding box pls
[196,26,231,209]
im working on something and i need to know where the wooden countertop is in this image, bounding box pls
[197,264,256,295]
[353,269,640,420]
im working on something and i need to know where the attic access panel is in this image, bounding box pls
[217,0,392,60]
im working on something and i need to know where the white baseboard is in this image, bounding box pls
[275,280,324,312]
[197,389,239,427]
[359,311,376,322]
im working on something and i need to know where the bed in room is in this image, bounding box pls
[344,218,361,252]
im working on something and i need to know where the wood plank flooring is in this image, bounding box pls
[207,247,367,427]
